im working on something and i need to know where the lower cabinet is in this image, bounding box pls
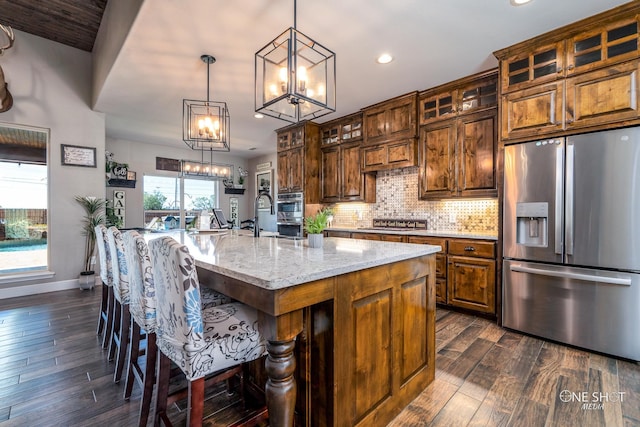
[446,239,496,314]
[326,231,497,315]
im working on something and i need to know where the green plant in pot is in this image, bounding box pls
[75,196,107,290]
[304,208,330,248]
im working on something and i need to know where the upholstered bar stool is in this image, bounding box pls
[95,224,114,349]
[106,226,131,383]
[149,236,268,427]
[122,230,157,426]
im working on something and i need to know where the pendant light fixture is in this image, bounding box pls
[255,0,336,123]
[183,55,230,151]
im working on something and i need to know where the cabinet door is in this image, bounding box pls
[277,131,290,151]
[501,81,564,141]
[362,140,417,173]
[363,109,387,144]
[321,146,340,202]
[447,255,496,314]
[288,147,304,193]
[457,109,497,198]
[566,17,640,76]
[500,41,565,93]
[350,232,381,241]
[290,126,305,148]
[277,151,290,192]
[387,96,417,140]
[419,90,457,125]
[458,74,498,115]
[419,121,456,199]
[341,143,364,200]
[565,59,640,131]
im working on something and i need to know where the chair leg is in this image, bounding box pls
[101,286,114,349]
[124,319,141,399]
[187,377,205,427]
[138,333,157,427]
[114,303,131,383]
[108,298,121,361]
[154,350,171,427]
[96,281,108,337]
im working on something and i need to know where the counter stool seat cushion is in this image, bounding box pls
[200,287,234,310]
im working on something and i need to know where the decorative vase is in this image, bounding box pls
[307,233,323,248]
[79,271,95,290]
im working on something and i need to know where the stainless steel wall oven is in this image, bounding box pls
[277,192,304,238]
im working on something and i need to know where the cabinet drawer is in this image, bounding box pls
[326,230,351,238]
[406,236,447,252]
[448,239,495,258]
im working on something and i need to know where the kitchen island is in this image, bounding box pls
[152,230,440,427]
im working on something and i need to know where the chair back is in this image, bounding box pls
[106,226,130,304]
[149,236,204,348]
[94,224,113,286]
[123,231,156,332]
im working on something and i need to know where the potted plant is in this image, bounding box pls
[304,208,330,248]
[75,196,107,290]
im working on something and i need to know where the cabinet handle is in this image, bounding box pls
[464,246,475,252]
[556,67,563,73]
[567,64,575,70]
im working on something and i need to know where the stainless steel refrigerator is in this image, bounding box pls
[503,127,640,361]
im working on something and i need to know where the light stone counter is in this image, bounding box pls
[147,230,440,290]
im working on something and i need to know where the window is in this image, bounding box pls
[143,175,218,230]
[0,124,48,275]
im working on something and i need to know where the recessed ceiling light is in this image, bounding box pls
[510,0,532,5]
[377,53,393,64]
[254,113,264,119]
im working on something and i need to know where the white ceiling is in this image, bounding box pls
[92,0,631,158]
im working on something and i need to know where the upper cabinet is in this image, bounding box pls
[276,122,320,203]
[320,113,376,203]
[419,71,498,125]
[495,3,640,142]
[418,70,498,200]
[361,92,419,172]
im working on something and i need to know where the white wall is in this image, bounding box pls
[0,30,106,295]
[106,137,251,228]
[249,154,278,231]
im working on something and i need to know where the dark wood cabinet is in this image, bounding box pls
[276,122,320,203]
[332,231,496,315]
[495,2,640,142]
[419,109,497,199]
[418,70,498,200]
[446,239,496,314]
[360,92,418,172]
[320,113,375,203]
[363,92,418,145]
[419,71,498,125]
[361,139,417,173]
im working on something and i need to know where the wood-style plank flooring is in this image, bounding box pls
[0,287,638,426]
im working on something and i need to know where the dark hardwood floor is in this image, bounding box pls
[0,287,638,426]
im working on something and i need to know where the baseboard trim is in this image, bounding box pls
[0,278,88,299]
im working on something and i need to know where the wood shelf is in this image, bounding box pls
[107,179,136,188]
[224,188,245,195]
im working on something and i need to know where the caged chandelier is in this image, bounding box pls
[183,55,230,151]
[255,0,336,123]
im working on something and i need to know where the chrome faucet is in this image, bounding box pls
[254,190,275,237]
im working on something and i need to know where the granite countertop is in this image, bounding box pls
[145,230,440,290]
[327,226,498,241]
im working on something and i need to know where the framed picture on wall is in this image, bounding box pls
[61,144,96,167]
[256,169,273,210]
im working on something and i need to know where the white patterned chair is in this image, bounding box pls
[95,224,114,349]
[106,226,131,383]
[122,230,157,426]
[149,236,268,426]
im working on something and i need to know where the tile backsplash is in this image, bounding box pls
[328,167,498,236]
